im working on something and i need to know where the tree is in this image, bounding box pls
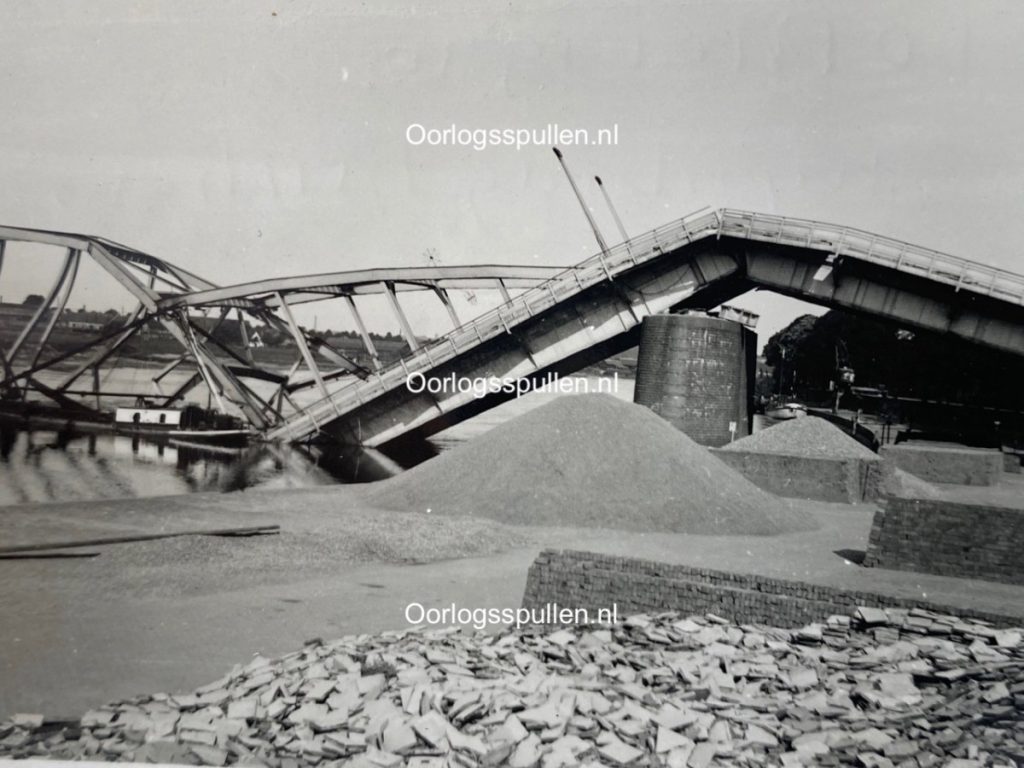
[763,314,817,393]
[22,294,45,307]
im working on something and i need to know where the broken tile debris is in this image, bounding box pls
[1,606,1022,766]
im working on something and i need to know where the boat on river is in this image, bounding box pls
[114,405,250,446]
[764,400,808,420]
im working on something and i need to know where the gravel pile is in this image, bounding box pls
[366,394,818,536]
[42,512,532,599]
[102,513,530,570]
[723,417,878,460]
[2,606,1021,767]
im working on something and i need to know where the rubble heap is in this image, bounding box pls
[2,607,1022,767]
[368,394,818,535]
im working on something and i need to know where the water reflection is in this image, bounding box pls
[0,376,685,506]
[0,423,391,507]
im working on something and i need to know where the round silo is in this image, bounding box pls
[633,312,755,446]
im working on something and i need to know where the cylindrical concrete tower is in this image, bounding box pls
[633,313,755,447]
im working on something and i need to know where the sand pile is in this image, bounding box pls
[723,416,877,459]
[366,394,817,535]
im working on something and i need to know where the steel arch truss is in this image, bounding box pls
[0,224,563,433]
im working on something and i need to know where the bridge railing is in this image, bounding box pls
[280,207,1024,439]
[278,208,723,438]
[719,209,1024,306]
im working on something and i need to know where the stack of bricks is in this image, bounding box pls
[864,498,1024,585]
[878,444,1004,486]
[3,603,1022,767]
[522,549,1022,629]
[710,450,888,503]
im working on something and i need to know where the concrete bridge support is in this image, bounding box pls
[305,242,738,447]
[634,313,755,447]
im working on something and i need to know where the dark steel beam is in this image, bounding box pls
[6,248,76,362]
[382,281,419,351]
[28,250,81,370]
[157,265,566,309]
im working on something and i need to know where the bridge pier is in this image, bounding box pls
[633,312,755,447]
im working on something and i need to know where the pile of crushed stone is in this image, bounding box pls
[723,416,878,460]
[59,509,533,600]
[2,606,1021,767]
[366,394,817,535]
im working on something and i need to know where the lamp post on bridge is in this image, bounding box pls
[594,175,629,243]
[552,147,610,258]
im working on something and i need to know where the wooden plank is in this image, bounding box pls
[0,525,280,555]
[0,551,101,560]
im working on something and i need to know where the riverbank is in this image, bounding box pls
[0,375,636,506]
[4,483,1024,720]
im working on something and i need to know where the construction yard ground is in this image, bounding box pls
[2,478,1024,720]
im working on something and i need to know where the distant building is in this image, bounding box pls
[713,304,760,330]
[63,319,104,332]
[0,302,49,324]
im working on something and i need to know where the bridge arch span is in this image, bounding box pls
[3,210,1022,447]
[268,209,1024,447]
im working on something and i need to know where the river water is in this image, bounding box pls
[0,373,637,506]
[0,372,772,506]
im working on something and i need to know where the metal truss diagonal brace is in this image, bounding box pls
[275,292,333,407]
[160,312,271,429]
[383,281,419,351]
[29,249,81,370]
[88,243,160,312]
[58,305,147,391]
[344,295,381,370]
[7,248,76,362]
[496,279,512,304]
[434,286,461,329]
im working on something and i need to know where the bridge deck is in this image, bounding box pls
[267,209,1024,445]
[721,209,1024,305]
[5,210,1022,447]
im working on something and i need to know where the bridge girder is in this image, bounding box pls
[0,225,568,429]
[262,209,1024,447]
[3,209,1023,446]
[155,265,567,310]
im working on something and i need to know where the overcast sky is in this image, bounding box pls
[2,0,1023,347]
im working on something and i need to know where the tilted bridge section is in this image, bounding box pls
[264,209,1024,447]
[2,209,1023,448]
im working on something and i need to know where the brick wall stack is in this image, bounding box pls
[710,450,888,503]
[1004,452,1022,474]
[864,497,1024,585]
[879,444,1003,486]
[521,549,1022,628]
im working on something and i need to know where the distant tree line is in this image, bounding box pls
[13,294,423,354]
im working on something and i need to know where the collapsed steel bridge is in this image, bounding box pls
[2,208,1023,447]
[0,223,562,433]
